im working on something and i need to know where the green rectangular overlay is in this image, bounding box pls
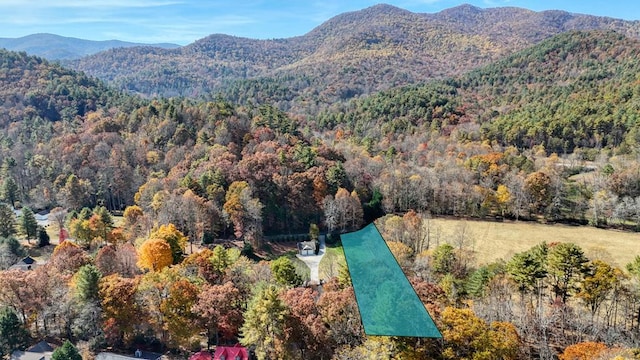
[341,223,442,338]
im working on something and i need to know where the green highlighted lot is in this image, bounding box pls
[341,223,441,338]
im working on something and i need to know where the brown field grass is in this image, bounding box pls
[429,218,640,268]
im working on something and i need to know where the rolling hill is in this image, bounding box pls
[0,33,179,60]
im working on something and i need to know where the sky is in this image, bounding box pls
[0,0,638,45]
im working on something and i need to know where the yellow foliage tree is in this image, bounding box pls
[137,238,173,272]
[160,278,200,347]
[386,241,413,268]
[149,224,187,264]
[440,307,520,360]
[53,239,80,255]
[384,216,404,242]
[495,184,511,217]
[123,205,145,241]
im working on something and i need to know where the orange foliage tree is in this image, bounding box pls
[149,223,187,264]
[137,238,173,272]
[50,241,90,275]
[559,342,608,360]
[193,281,244,346]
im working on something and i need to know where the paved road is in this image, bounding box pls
[296,235,326,283]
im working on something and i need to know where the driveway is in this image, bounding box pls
[296,235,326,284]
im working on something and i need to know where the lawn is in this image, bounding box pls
[319,245,346,280]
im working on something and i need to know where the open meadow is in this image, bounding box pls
[427,218,640,268]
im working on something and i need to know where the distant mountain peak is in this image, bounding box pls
[364,3,408,13]
[446,3,483,12]
[0,33,180,60]
[436,3,483,16]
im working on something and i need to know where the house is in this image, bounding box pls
[297,240,316,256]
[96,350,162,360]
[9,256,40,271]
[12,208,49,226]
[35,211,49,227]
[11,340,54,360]
[213,345,249,360]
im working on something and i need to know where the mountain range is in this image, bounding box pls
[3,3,640,114]
[0,33,179,60]
[58,3,640,109]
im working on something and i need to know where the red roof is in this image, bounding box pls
[212,345,248,360]
[189,351,213,360]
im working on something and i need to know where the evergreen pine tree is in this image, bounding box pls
[0,307,30,358]
[51,340,82,360]
[0,203,16,238]
[37,225,50,247]
[19,207,38,243]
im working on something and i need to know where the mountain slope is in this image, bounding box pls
[0,49,133,126]
[314,30,640,154]
[67,4,640,108]
[0,33,179,60]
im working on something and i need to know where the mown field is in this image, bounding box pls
[428,218,639,268]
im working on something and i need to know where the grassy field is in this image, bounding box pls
[427,218,640,268]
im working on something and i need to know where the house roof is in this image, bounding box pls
[96,351,162,360]
[298,241,316,251]
[11,340,55,360]
[27,341,54,353]
[10,351,51,360]
[8,256,40,271]
[21,256,36,265]
[213,345,248,360]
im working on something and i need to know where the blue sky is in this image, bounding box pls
[0,0,637,45]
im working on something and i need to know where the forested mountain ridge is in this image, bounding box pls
[68,4,640,108]
[0,33,179,60]
[4,30,640,224]
[316,30,640,154]
[0,49,137,126]
[0,48,347,236]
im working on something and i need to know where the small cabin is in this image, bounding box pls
[297,241,316,256]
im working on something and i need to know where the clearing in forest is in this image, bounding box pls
[428,218,640,268]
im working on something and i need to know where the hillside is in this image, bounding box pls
[0,33,179,60]
[315,30,640,154]
[3,31,640,221]
[0,49,132,126]
[68,4,640,109]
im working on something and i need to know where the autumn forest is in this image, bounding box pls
[2,4,640,360]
